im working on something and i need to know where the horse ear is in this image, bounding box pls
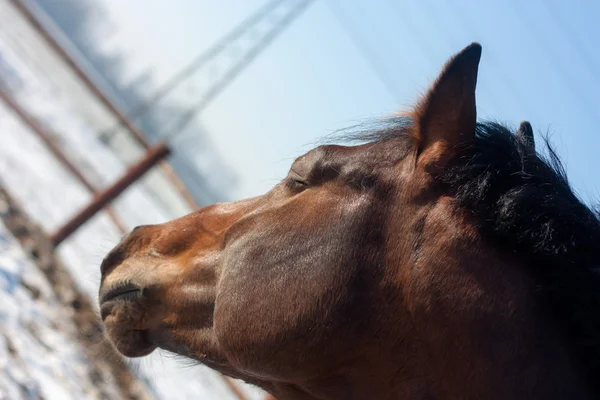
[517,121,535,150]
[413,43,482,170]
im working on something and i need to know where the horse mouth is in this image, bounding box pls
[99,281,158,357]
[100,282,142,311]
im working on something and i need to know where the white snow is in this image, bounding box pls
[0,15,265,400]
[0,220,124,400]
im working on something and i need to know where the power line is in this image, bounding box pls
[510,0,600,126]
[325,1,401,104]
[163,0,315,141]
[100,0,315,143]
[541,1,599,85]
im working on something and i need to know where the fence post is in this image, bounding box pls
[50,142,171,246]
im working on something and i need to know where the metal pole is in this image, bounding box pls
[8,0,199,210]
[98,0,288,139]
[221,377,249,400]
[50,142,171,247]
[0,83,127,234]
[8,0,148,147]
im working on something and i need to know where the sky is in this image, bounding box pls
[94,0,599,203]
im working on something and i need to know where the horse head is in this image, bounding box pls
[99,44,599,399]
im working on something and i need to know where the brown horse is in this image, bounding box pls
[99,43,600,399]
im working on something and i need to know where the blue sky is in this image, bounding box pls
[97,0,599,203]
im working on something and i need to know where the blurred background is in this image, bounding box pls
[0,0,598,399]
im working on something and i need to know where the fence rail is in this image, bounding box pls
[8,0,199,212]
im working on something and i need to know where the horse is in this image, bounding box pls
[99,43,600,399]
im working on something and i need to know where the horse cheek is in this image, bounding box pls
[213,224,361,376]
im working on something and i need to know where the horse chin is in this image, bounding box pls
[107,326,157,358]
[101,299,160,358]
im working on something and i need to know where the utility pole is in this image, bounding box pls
[99,0,315,142]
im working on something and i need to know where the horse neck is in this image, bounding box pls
[396,201,592,399]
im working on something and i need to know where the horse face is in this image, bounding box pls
[100,43,492,392]
[99,139,414,375]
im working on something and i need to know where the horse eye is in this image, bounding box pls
[286,170,309,190]
[289,177,309,188]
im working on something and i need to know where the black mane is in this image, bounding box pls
[340,116,600,393]
[442,120,600,393]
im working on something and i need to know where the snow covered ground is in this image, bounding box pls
[0,219,125,400]
[0,21,264,400]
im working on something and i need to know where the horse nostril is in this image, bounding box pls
[131,225,151,235]
[100,246,127,276]
[101,225,154,276]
